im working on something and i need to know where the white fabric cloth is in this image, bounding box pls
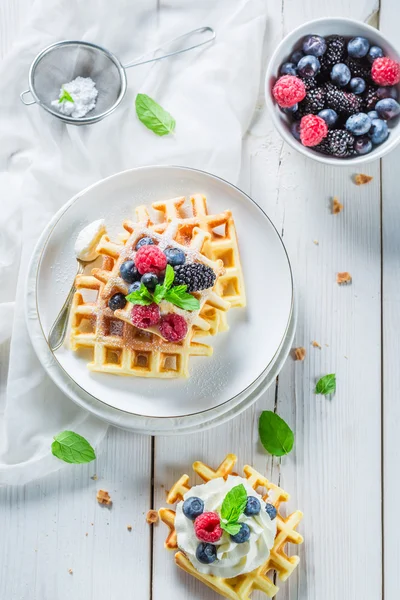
[0,0,267,485]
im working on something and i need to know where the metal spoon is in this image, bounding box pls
[48,258,93,351]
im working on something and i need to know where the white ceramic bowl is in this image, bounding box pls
[265,18,400,165]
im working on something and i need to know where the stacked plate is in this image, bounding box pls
[26,166,295,434]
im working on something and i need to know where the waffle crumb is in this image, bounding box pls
[354,173,373,185]
[332,197,343,214]
[91,474,98,480]
[337,272,352,285]
[312,341,322,349]
[293,347,306,361]
[68,569,73,575]
[97,489,112,506]
[127,525,132,532]
[146,510,159,524]
[85,532,88,536]
[313,240,319,245]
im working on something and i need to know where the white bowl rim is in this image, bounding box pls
[265,17,400,166]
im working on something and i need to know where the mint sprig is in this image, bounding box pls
[220,484,247,535]
[315,373,336,396]
[126,264,200,312]
[51,431,96,464]
[259,411,294,457]
[58,88,74,103]
[135,93,175,136]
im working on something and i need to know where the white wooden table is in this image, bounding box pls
[1,1,399,599]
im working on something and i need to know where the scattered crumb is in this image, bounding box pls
[313,239,319,245]
[160,484,164,489]
[312,340,322,349]
[325,344,329,347]
[127,525,132,532]
[337,272,352,285]
[146,510,159,524]
[85,532,88,537]
[91,474,98,480]
[293,347,306,361]
[344,355,348,359]
[332,196,343,214]
[91,522,94,526]
[354,173,373,185]
[68,569,73,575]
[97,489,112,506]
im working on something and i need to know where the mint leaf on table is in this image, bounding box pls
[165,287,200,311]
[221,484,247,523]
[135,93,175,136]
[259,411,294,457]
[315,373,336,396]
[51,431,96,464]
[126,284,154,306]
[220,521,241,535]
[58,88,74,103]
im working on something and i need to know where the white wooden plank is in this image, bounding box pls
[380,1,400,598]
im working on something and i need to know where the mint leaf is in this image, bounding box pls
[51,431,96,464]
[315,373,336,395]
[59,88,74,103]
[259,411,294,457]
[221,522,241,535]
[220,484,247,523]
[126,284,154,306]
[164,264,175,290]
[153,284,167,304]
[135,93,175,136]
[165,288,200,311]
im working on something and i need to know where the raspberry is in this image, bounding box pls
[371,57,400,86]
[300,115,328,147]
[135,245,167,275]
[159,313,188,342]
[131,303,160,329]
[194,512,223,543]
[272,75,306,108]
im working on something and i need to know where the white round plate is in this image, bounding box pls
[28,166,294,421]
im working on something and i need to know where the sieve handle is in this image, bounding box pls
[123,26,216,69]
[20,89,36,105]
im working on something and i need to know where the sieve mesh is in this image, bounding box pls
[30,42,125,120]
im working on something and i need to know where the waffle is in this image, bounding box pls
[159,454,303,599]
[69,195,245,378]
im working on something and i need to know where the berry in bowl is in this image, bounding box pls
[265,18,400,165]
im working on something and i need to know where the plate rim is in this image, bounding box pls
[27,165,294,420]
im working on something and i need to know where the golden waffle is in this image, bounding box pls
[159,455,303,599]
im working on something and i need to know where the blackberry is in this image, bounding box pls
[363,85,378,110]
[320,35,346,75]
[301,76,318,91]
[293,87,326,119]
[323,82,363,115]
[345,57,371,81]
[173,263,216,292]
[315,129,355,158]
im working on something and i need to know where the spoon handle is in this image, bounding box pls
[48,262,84,352]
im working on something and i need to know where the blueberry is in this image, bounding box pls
[158,270,166,284]
[369,118,389,144]
[244,496,261,516]
[265,503,277,520]
[280,62,297,76]
[108,293,127,311]
[367,110,379,121]
[376,98,400,120]
[135,237,154,251]
[141,272,158,291]
[128,281,141,294]
[291,121,301,140]
[354,136,373,155]
[120,260,139,284]
[302,34,327,57]
[377,87,398,100]
[347,36,370,58]
[196,542,217,564]
[318,108,338,127]
[283,103,298,114]
[290,49,304,65]
[182,496,204,520]
[367,45,384,63]
[330,63,351,87]
[164,247,186,267]
[345,112,372,135]
[297,55,320,77]
[348,77,366,95]
[230,523,251,544]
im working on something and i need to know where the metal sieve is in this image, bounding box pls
[20,27,215,125]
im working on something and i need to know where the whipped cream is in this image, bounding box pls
[74,219,106,262]
[175,476,277,578]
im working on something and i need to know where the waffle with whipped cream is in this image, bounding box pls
[159,454,303,598]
